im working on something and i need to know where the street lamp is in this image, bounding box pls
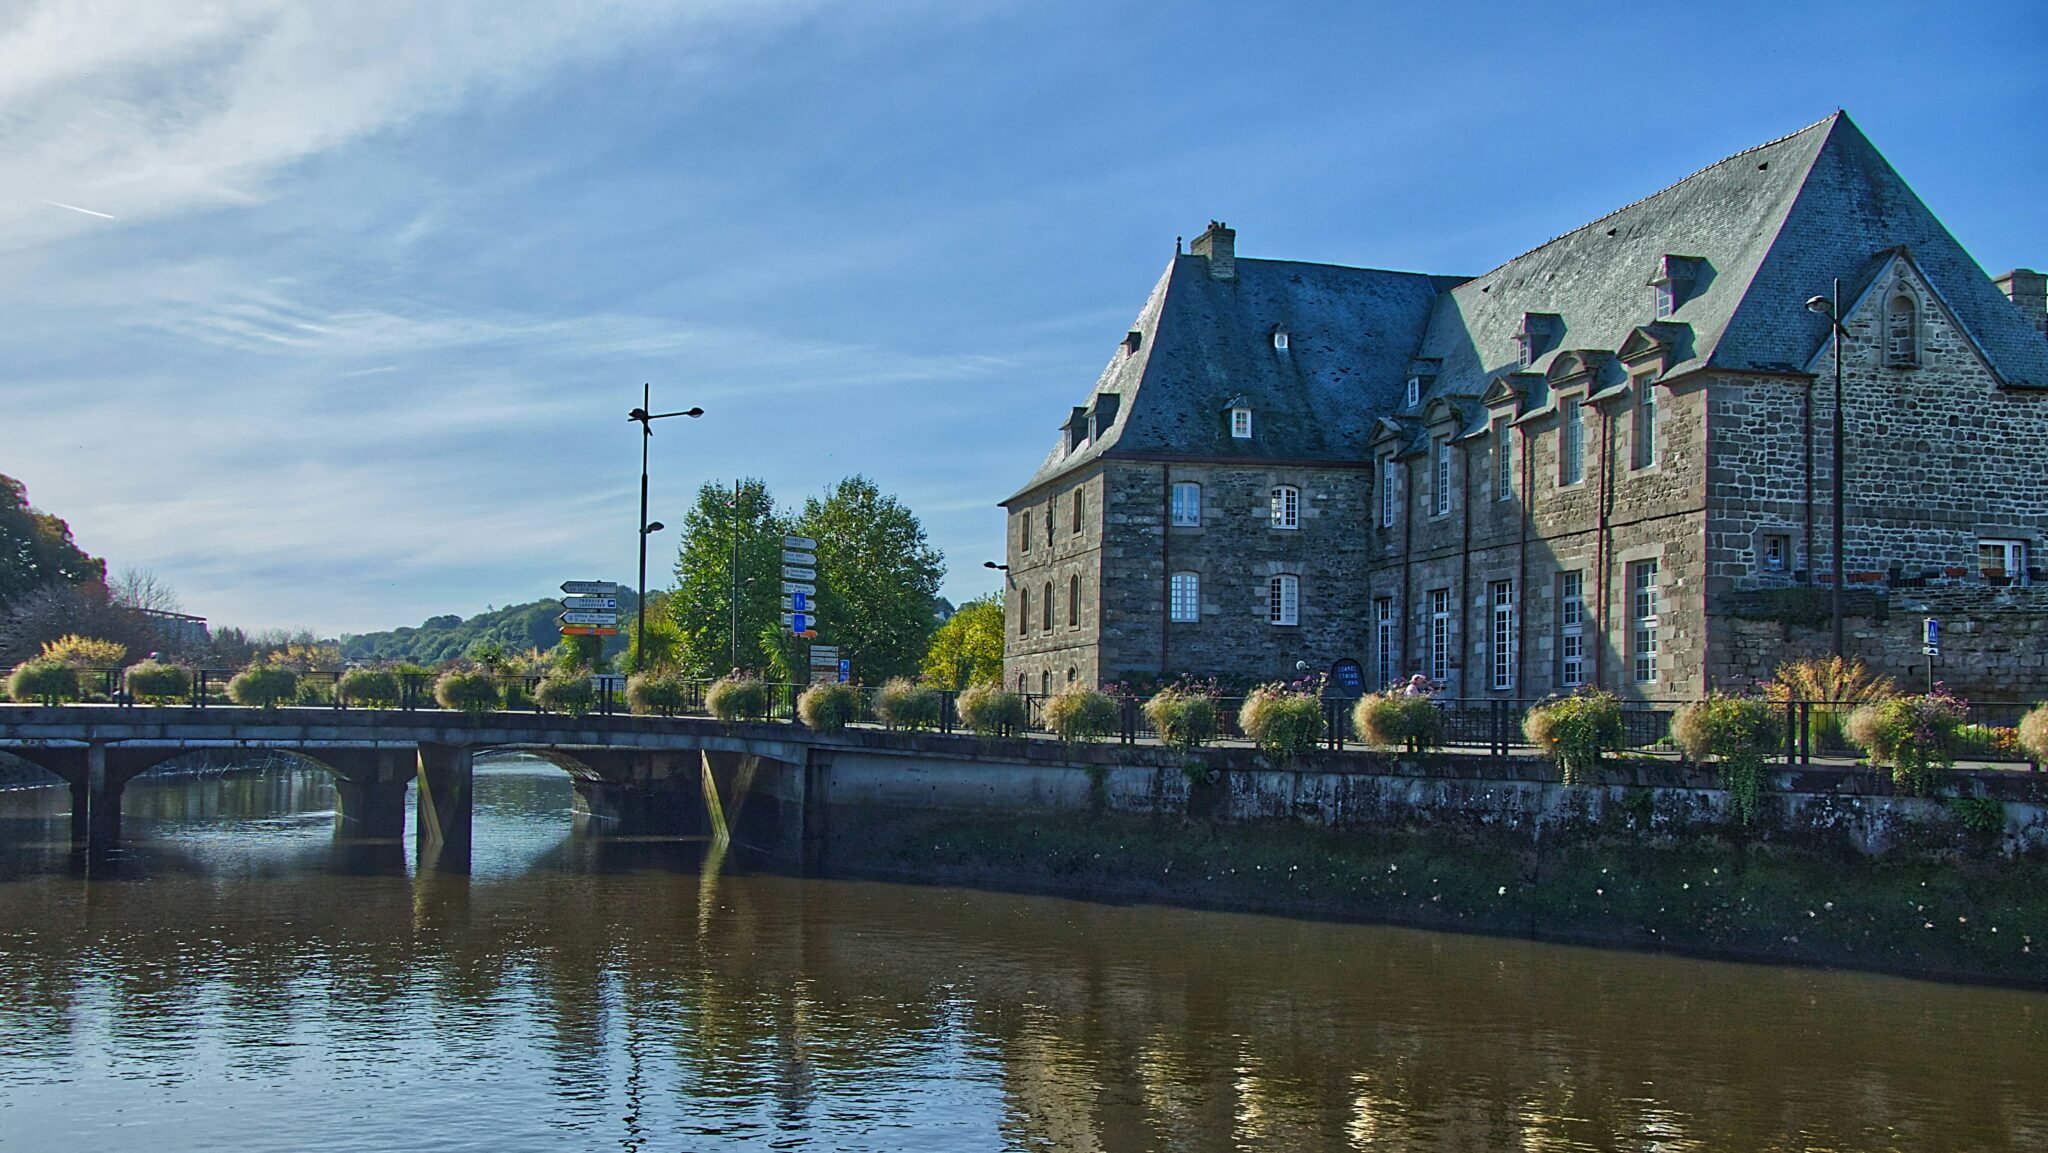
[628,385,703,674]
[1806,281,1846,658]
[982,561,1009,571]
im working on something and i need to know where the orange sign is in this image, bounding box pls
[559,626,619,636]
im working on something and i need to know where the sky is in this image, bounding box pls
[1,0,2044,636]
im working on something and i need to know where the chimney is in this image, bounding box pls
[1994,268,2047,338]
[1189,220,1235,281]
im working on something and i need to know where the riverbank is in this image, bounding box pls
[820,806,2048,988]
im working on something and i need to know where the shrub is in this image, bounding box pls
[1670,693,1783,824]
[39,634,128,670]
[1143,688,1219,752]
[8,659,79,704]
[532,674,594,716]
[1237,684,1326,761]
[1949,796,2007,838]
[434,670,502,714]
[798,681,864,731]
[1846,690,1968,796]
[124,660,192,704]
[626,671,689,716]
[1352,691,1443,752]
[336,667,401,708]
[1045,685,1119,744]
[293,678,334,706]
[2021,704,2048,765]
[874,677,943,730]
[957,682,1028,736]
[705,675,769,722]
[1766,656,1897,753]
[1952,723,2024,761]
[228,664,298,709]
[1525,691,1623,784]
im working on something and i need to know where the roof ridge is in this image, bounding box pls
[1228,254,1464,279]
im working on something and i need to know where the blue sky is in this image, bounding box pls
[2,0,2043,635]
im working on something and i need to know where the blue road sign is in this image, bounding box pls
[791,591,808,611]
[789,613,808,633]
[837,658,850,683]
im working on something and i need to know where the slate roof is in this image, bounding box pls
[1009,112,2048,501]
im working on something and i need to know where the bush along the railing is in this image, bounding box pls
[227,664,298,709]
[2021,704,2048,766]
[1524,690,1623,785]
[705,674,769,722]
[1670,693,1782,824]
[1352,691,1444,753]
[124,660,192,704]
[1765,656,1896,754]
[336,667,401,709]
[39,634,127,670]
[1846,688,1968,796]
[434,670,502,714]
[8,659,79,705]
[1143,687,1219,752]
[1238,683,1326,761]
[875,677,943,730]
[956,682,1027,736]
[626,671,689,716]
[797,681,863,731]
[533,674,594,717]
[1045,685,1118,744]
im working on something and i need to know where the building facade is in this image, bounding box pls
[1001,113,2048,700]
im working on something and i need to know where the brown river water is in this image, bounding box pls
[0,760,2042,1152]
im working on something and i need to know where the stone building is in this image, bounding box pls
[1000,113,2048,700]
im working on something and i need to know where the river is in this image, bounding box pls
[0,760,2042,1151]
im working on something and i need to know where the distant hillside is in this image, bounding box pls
[340,589,641,666]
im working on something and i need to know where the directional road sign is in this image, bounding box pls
[561,580,620,596]
[560,611,619,626]
[782,535,818,552]
[809,646,839,667]
[560,626,619,637]
[562,596,618,611]
[782,566,816,582]
[782,550,815,565]
[782,582,816,596]
[787,591,809,611]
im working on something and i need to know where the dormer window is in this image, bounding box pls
[1652,281,1676,318]
[1515,334,1535,369]
[1405,377,1421,408]
[1514,313,1560,370]
[1231,407,1253,439]
[1272,329,1289,351]
[1647,255,1699,320]
[1124,330,1142,354]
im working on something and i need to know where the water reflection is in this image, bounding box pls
[0,763,2043,1151]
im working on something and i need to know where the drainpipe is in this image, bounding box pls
[1159,463,1171,675]
[1400,455,1414,682]
[1457,440,1473,697]
[1593,409,1615,690]
[1803,376,1815,587]
[1516,424,1531,695]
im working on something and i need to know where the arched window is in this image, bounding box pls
[1017,674,1027,694]
[1041,671,1051,696]
[1886,292,1918,367]
[1268,574,1299,626]
[1041,582,1053,631]
[1067,667,1078,684]
[1067,575,1080,626]
[1018,587,1029,635]
[1269,485,1299,529]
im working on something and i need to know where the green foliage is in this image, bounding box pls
[625,671,689,716]
[1671,693,1782,824]
[1352,692,1443,752]
[625,589,686,673]
[40,633,126,669]
[791,476,946,684]
[1846,690,1968,796]
[875,677,943,730]
[124,660,191,703]
[922,593,1005,690]
[341,596,633,667]
[0,473,106,615]
[669,478,789,678]
[553,632,605,675]
[432,670,501,713]
[1045,685,1118,744]
[1766,656,1897,754]
[956,682,1027,736]
[1948,796,2007,837]
[797,681,864,731]
[1952,723,2024,761]
[1143,687,1218,752]
[1237,684,1325,761]
[1524,691,1623,785]
[8,658,78,704]
[2021,705,2048,765]
[336,667,401,708]
[227,664,298,709]
[533,673,594,716]
[705,674,770,722]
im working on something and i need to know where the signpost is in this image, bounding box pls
[781,536,817,639]
[562,596,618,611]
[1923,617,1940,692]
[559,580,622,639]
[561,580,618,597]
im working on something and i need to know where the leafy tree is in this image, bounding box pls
[625,589,685,672]
[921,593,1004,689]
[667,478,786,677]
[0,473,106,614]
[792,475,944,683]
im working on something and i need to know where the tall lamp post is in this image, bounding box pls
[1805,281,1846,658]
[628,385,703,674]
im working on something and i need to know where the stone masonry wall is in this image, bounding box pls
[1002,467,1104,694]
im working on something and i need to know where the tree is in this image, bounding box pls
[921,593,1005,690]
[625,589,685,672]
[0,582,153,667]
[111,566,183,615]
[793,475,944,683]
[667,478,787,677]
[0,473,106,614]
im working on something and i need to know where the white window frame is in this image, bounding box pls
[1762,534,1790,573]
[1490,580,1516,691]
[1631,376,1656,471]
[1405,377,1421,408]
[1558,570,1585,688]
[1979,538,2030,587]
[1270,485,1300,530]
[1169,572,1200,622]
[1495,422,1513,501]
[1516,335,1534,369]
[1269,574,1300,626]
[1560,397,1584,486]
[1433,439,1451,517]
[1272,330,1289,351]
[1428,588,1450,682]
[1374,596,1396,689]
[1381,459,1398,528]
[1631,559,1661,684]
[1170,482,1202,526]
[1653,281,1676,319]
[1231,408,1253,439]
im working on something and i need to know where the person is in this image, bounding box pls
[1403,673,1431,698]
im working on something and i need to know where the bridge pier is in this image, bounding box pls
[571,778,705,838]
[322,748,417,841]
[415,743,473,869]
[69,743,123,855]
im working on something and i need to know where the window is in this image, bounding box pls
[1381,459,1398,528]
[1374,596,1396,688]
[1631,376,1656,471]
[1762,534,1790,572]
[1018,587,1030,635]
[1405,377,1421,408]
[1516,335,1534,369]
[1653,281,1676,319]
[1980,539,2030,587]
[1071,488,1084,534]
[1495,422,1513,501]
[1270,485,1300,529]
[1630,560,1661,683]
[1428,588,1451,682]
[1231,408,1253,439]
[1170,572,1200,622]
[1433,439,1452,516]
[1017,674,1027,694]
[1170,482,1202,526]
[1067,575,1080,626]
[1560,397,1584,485]
[1558,570,1585,688]
[1272,330,1289,351]
[1886,293,1918,367]
[1021,511,1032,553]
[1268,574,1299,626]
[1067,667,1078,684]
[1041,582,1053,632]
[1124,330,1142,354]
[1490,580,1516,691]
[1041,671,1051,696]
[1045,500,1054,547]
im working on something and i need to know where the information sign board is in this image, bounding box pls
[561,596,617,611]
